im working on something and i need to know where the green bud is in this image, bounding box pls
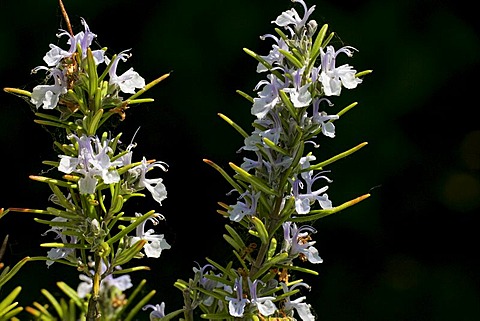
[108,195,124,216]
[98,241,111,257]
[249,216,269,245]
[267,237,277,260]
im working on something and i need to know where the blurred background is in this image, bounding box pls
[0,0,479,320]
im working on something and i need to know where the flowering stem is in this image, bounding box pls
[250,194,284,277]
[182,286,194,321]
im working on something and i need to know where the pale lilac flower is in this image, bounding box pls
[43,18,104,67]
[42,217,77,267]
[272,0,316,32]
[72,18,105,63]
[241,115,282,152]
[130,213,170,258]
[226,277,248,317]
[108,50,145,94]
[282,221,322,264]
[281,282,315,321]
[256,33,288,73]
[30,68,68,109]
[143,302,166,320]
[42,31,76,67]
[77,262,133,298]
[58,135,123,194]
[292,177,330,213]
[283,68,312,108]
[193,263,224,306]
[320,45,362,96]
[292,155,332,214]
[228,191,261,222]
[311,98,338,138]
[117,137,168,205]
[252,74,285,119]
[127,158,168,205]
[248,278,277,316]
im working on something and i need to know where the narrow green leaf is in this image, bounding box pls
[218,113,249,139]
[236,90,254,103]
[123,290,156,321]
[262,137,289,156]
[335,101,358,119]
[278,49,303,69]
[308,142,368,170]
[224,224,247,250]
[229,162,278,196]
[106,210,155,245]
[251,252,289,280]
[0,258,29,288]
[113,239,146,266]
[40,289,63,319]
[278,90,298,120]
[291,193,370,222]
[56,282,85,311]
[267,237,277,261]
[356,69,373,78]
[0,286,21,312]
[88,108,104,136]
[311,23,328,57]
[203,159,244,193]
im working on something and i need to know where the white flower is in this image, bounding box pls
[282,221,323,264]
[108,50,145,94]
[58,135,123,195]
[320,45,362,96]
[272,0,316,33]
[30,68,68,109]
[126,158,168,205]
[281,282,315,321]
[130,213,171,258]
[77,262,133,298]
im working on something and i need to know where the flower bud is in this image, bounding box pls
[307,19,318,36]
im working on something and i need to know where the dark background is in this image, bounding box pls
[1,0,479,320]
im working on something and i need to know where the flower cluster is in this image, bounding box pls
[3,5,172,320]
[31,18,144,111]
[2,0,371,320]
[165,0,371,320]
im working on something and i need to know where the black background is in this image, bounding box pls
[1,0,479,320]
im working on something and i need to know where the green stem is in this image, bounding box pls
[86,255,102,321]
[182,285,194,321]
[249,194,284,278]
